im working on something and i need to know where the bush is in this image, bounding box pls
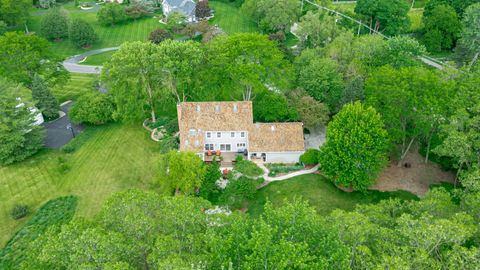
[70,92,115,125]
[125,4,150,20]
[31,73,59,121]
[199,159,222,202]
[195,0,212,19]
[267,163,304,177]
[158,135,179,153]
[1,196,78,268]
[40,7,70,40]
[56,156,71,173]
[10,204,28,220]
[219,176,257,208]
[233,157,264,177]
[149,28,172,44]
[69,18,97,48]
[0,21,7,36]
[97,3,127,26]
[300,149,320,165]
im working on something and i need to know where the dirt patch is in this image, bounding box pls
[372,151,455,196]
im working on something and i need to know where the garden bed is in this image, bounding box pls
[266,163,304,177]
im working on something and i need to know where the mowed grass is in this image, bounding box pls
[27,8,164,58]
[247,174,418,217]
[209,1,258,34]
[80,50,116,65]
[0,124,163,246]
[52,73,98,102]
[409,8,424,32]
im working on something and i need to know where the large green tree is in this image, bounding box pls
[204,33,292,101]
[253,90,298,122]
[319,102,389,191]
[31,74,59,121]
[456,3,480,67]
[0,78,44,165]
[69,92,115,125]
[69,18,97,48]
[166,150,206,195]
[423,4,462,53]
[355,0,410,36]
[0,0,30,26]
[296,10,344,48]
[40,7,70,41]
[97,3,127,26]
[242,0,301,33]
[424,0,480,17]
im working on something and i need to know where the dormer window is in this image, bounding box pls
[196,105,201,112]
[206,132,211,138]
[189,129,196,136]
[233,104,238,112]
[215,105,220,112]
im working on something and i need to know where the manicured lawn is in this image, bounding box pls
[52,73,98,102]
[27,5,164,58]
[247,174,418,216]
[209,0,259,34]
[0,123,163,247]
[80,50,116,66]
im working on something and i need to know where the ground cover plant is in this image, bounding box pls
[266,163,304,177]
[233,157,264,177]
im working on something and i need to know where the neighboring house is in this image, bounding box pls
[177,101,305,164]
[16,98,45,126]
[162,0,196,22]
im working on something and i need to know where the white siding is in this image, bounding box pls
[204,130,248,152]
[251,151,304,164]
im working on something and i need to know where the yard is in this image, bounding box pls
[247,173,418,217]
[209,1,258,34]
[52,73,98,102]
[80,50,116,66]
[0,124,163,246]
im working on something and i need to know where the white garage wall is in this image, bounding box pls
[251,151,304,164]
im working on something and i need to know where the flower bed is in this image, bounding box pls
[266,163,304,177]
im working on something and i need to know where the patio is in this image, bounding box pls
[204,151,246,167]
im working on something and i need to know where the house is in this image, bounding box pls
[177,101,305,164]
[162,0,196,22]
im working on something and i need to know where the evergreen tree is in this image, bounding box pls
[0,78,44,165]
[40,7,70,41]
[31,74,59,120]
[69,18,97,48]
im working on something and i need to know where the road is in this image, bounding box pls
[42,101,85,149]
[62,47,119,74]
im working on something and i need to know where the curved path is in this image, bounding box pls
[33,3,101,16]
[63,47,119,74]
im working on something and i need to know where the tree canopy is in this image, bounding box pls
[355,0,410,36]
[242,0,301,33]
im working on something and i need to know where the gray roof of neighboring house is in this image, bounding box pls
[164,0,196,17]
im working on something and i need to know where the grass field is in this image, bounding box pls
[209,1,258,34]
[80,50,116,65]
[0,124,164,246]
[247,174,418,216]
[52,73,98,102]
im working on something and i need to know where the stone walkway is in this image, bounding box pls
[257,164,320,182]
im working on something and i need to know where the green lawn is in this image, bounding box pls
[0,124,164,247]
[247,174,418,217]
[52,73,98,102]
[209,0,259,34]
[80,50,116,66]
[28,5,164,58]
[409,8,424,33]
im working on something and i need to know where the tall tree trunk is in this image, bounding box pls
[470,50,480,69]
[397,137,415,167]
[142,74,157,122]
[425,131,433,163]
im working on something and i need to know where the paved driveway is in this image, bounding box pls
[41,101,85,149]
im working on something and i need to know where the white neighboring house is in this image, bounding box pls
[16,98,44,126]
[162,0,196,22]
[177,101,305,164]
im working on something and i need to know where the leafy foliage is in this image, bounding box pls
[242,0,301,33]
[0,196,78,269]
[319,102,389,191]
[233,157,264,177]
[70,92,115,125]
[296,10,344,48]
[195,0,212,19]
[0,0,30,26]
[31,73,59,120]
[199,159,222,202]
[300,148,320,165]
[166,150,206,195]
[40,7,69,41]
[10,204,28,220]
[253,90,298,122]
[456,3,480,66]
[219,176,258,208]
[355,0,410,36]
[148,28,172,44]
[423,4,462,52]
[69,18,97,48]
[97,3,127,26]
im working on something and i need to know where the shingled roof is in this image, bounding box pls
[177,101,304,152]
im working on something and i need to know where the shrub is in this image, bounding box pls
[40,7,70,40]
[1,196,78,268]
[56,156,71,173]
[125,4,150,20]
[219,176,257,208]
[267,163,304,177]
[97,3,127,26]
[69,18,97,48]
[195,0,212,19]
[233,157,264,177]
[300,149,320,165]
[199,159,222,203]
[70,92,115,125]
[31,73,59,120]
[10,204,28,220]
[159,135,179,153]
[0,21,7,35]
[148,28,172,44]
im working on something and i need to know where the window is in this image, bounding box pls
[189,129,196,136]
[206,132,211,138]
[195,140,199,146]
[215,105,220,112]
[205,144,214,151]
[237,143,246,148]
[196,105,201,112]
[184,140,189,146]
[217,132,221,138]
[240,132,245,138]
[220,144,231,151]
[233,104,238,112]
[231,132,235,138]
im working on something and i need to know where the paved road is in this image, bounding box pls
[63,47,119,74]
[33,3,100,16]
[42,101,85,149]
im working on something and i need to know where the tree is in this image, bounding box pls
[296,10,343,48]
[205,33,292,100]
[69,92,115,125]
[31,74,59,120]
[296,57,344,112]
[0,78,44,165]
[166,150,206,194]
[424,0,480,18]
[69,18,97,48]
[148,28,172,44]
[319,102,389,191]
[195,0,211,19]
[253,90,298,122]
[165,11,186,32]
[199,159,222,202]
[40,7,70,41]
[355,0,410,36]
[456,3,480,67]
[0,20,6,35]
[365,66,453,165]
[125,4,150,20]
[296,96,329,130]
[422,4,462,52]
[38,0,55,9]
[0,0,30,26]
[97,3,126,26]
[242,0,301,33]
[0,32,61,85]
